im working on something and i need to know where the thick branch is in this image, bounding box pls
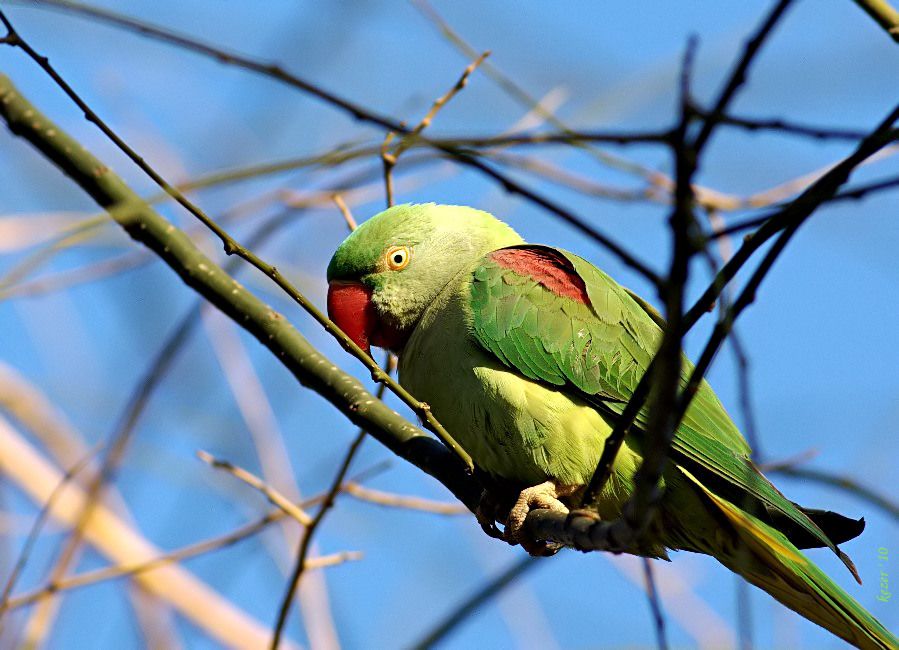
[851,0,899,42]
[0,73,481,511]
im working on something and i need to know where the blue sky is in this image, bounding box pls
[1,1,897,648]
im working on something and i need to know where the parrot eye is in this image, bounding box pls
[385,245,411,271]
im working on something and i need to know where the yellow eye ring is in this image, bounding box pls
[385,245,411,271]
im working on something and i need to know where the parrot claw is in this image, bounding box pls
[505,481,576,557]
[474,490,506,540]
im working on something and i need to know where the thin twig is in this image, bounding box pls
[270,431,367,648]
[331,194,358,231]
[382,52,488,207]
[380,130,398,208]
[341,482,468,515]
[197,451,313,526]
[693,0,794,152]
[0,447,98,609]
[0,416,288,648]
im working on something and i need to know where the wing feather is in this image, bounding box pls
[469,244,838,554]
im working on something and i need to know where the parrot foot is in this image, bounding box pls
[505,481,577,557]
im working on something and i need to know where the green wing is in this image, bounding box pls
[469,244,839,554]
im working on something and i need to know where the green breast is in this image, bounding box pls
[398,270,634,489]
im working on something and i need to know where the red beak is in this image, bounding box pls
[327,280,377,356]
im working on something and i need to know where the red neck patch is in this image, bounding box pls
[490,247,591,306]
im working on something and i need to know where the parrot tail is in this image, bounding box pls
[680,468,898,650]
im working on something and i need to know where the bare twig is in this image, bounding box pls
[331,194,358,231]
[693,0,794,152]
[197,451,313,526]
[341,482,467,515]
[0,447,97,610]
[0,416,291,648]
[382,52,488,207]
[380,130,399,208]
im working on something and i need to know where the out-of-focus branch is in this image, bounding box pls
[763,463,899,521]
[3,460,399,616]
[0,416,293,649]
[410,556,541,650]
[0,364,181,646]
[201,297,343,649]
[197,451,313,526]
[642,558,669,650]
[341,483,468,515]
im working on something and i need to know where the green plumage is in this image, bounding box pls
[328,203,898,650]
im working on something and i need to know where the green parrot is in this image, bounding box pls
[326,203,897,649]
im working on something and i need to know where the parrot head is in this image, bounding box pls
[326,203,522,354]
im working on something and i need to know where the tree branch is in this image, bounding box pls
[851,0,899,42]
[0,73,481,514]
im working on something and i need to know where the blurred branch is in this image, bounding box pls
[1,164,430,301]
[642,558,669,650]
[201,294,343,648]
[0,416,292,649]
[4,460,394,616]
[0,447,96,609]
[0,364,181,645]
[851,0,899,42]
[7,533,358,613]
[197,451,313,526]
[271,429,367,649]
[331,194,358,231]
[341,483,467,515]
[411,556,541,650]
[764,463,899,521]
[411,0,665,182]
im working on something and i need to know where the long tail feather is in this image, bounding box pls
[680,468,898,650]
